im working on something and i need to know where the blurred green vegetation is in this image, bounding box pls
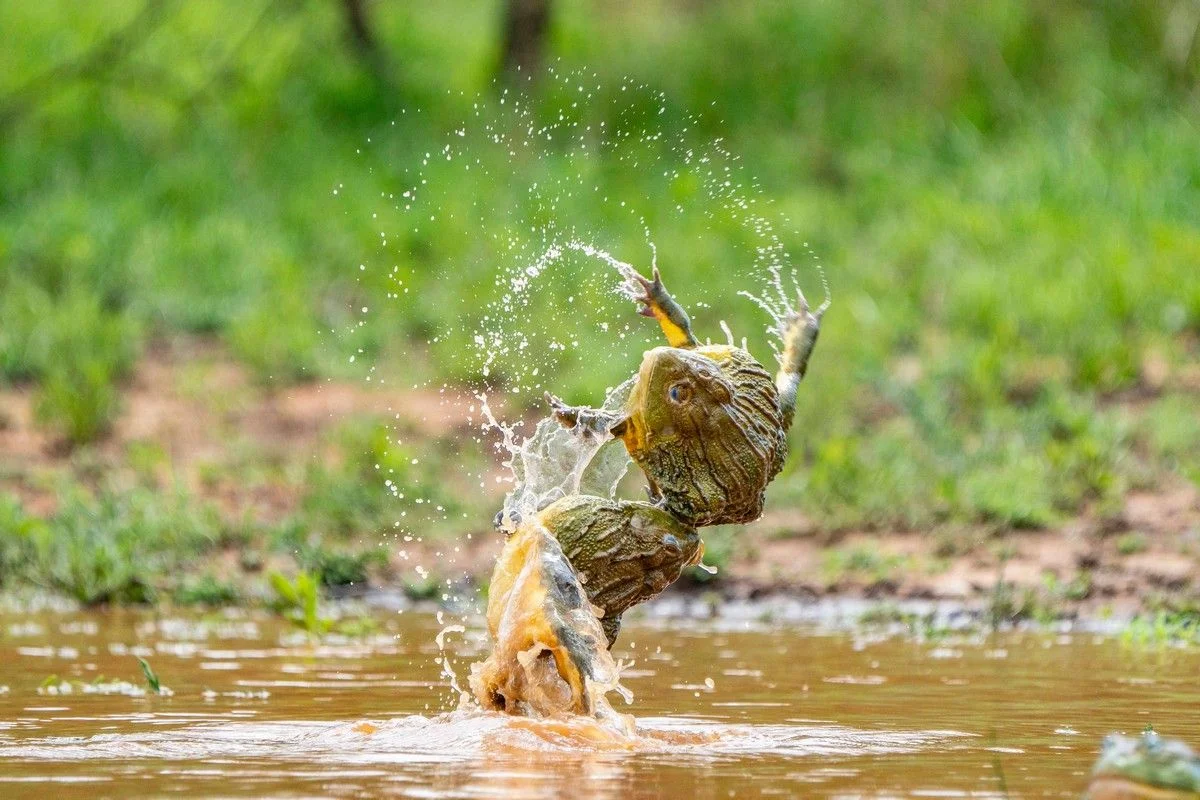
[0,485,220,604]
[1,0,1199,605]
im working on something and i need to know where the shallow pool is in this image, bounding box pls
[1,607,1196,797]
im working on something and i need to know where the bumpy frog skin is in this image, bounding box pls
[533,265,822,642]
[1086,731,1200,799]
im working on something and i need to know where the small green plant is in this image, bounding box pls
[34,362,120,446]
[137,657,162,694]
[18,291,142,447]
[268,570,332,636]
[1116,532,1148,556]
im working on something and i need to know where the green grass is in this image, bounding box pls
[0,415,470,607]
[268,570,332,637]
[173,574,241,606]
[1121,609,1200,647]
[2,485,222,605]
[1,0,1199,599]
[821,545,909,587]
[137,657,163,695]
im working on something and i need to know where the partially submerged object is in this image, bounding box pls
[1086,731,1200,799]
[468,518,632,724]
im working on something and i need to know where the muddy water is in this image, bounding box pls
[0,608,1197,798]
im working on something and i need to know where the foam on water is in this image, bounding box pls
[0,714,968,761]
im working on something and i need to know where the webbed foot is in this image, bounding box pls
[626,267,698,348]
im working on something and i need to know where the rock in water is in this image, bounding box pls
[1086,731,1200,799]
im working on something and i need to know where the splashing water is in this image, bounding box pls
[336,67,832,725]
[739,258,832,367]
[481,384,631,535]
[434,616,469,706]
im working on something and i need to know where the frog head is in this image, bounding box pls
[609,344,786,527]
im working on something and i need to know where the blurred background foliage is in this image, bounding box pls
[1,0,1199,602]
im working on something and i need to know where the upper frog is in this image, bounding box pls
[1086,731,1200,799]
[550,266,823,529]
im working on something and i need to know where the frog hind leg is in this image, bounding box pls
[775,286,825,432]
[630,267,698,349]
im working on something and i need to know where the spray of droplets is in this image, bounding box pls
[330,66,830,706]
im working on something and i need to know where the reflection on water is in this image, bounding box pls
[1,608,1198,797]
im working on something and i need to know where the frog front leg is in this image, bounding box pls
[544,392,622,439]
[627,267,699,349]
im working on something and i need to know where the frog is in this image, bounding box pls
[533,264,823,642]
[1085,731,1200,799]
[470,516,630,718]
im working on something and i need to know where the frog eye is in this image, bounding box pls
[667,382,692,404]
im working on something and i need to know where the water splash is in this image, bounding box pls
[739,258,832,367]
[480,383,632,535]
[434,617,469,706]
[338,67,833,717]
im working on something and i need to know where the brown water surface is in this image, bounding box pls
[0,608,1197,798]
